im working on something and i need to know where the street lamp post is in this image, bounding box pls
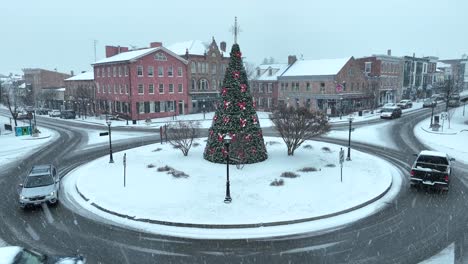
[202,99,206,120]
[340,97,343,120]
[224,135,232,203]
[430,104,435,127]
[347,117,353,161]
[106,120,114,163]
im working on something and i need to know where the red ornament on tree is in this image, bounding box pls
[229,132,237,142]
[209,147,215,155]
[251,147,257,154]
[233,71,240,79]
[244,134,252,141]
[223,100,231,109]
[217,133,224,142]
[252,115,258,125]
[223,116,230,124]
[236,51,242,58]
[213,115,218,122]
[240,118,247,128]
[222,87,228,96]
[237,102,246,110]
[209,129,214,137]
[240,84,247,92]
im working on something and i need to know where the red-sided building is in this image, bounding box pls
[92,42,189,121]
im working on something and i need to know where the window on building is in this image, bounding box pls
[113,67,117,77]
[211,63,217,74]
[137,102,145,114]
[149,84,154,94]
[137,66,143,77]
[125,84,128,94]
[191,62,197,74]
[148,66,154,77]
[155,53,167,61]
[159,84,164,94]
[320,82,325,92]
[107,67,111,77]
[97,68,100,78]
[268,83,273,93]
[295,82,300,92]
[178,67,183,77]
[169,84,174,93]
[124,66,128,76]
[138,84,144,94]
[306,82,310,91]
[166,101,175,112]
[268,69,272,76]
[158,66,163,77]
[191,79,196,90]
[119,84,123,94]
[144,102,150,113]
[168,66,173,77]
[365,62,372,73]
[108,84,111,93]
[199,79,208,90]
[212,79,217,90]
[118,66,122,77]
[178,84,183,93]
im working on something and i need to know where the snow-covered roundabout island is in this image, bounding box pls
[63,137,401,239]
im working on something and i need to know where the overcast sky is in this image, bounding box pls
[2,0,467,75]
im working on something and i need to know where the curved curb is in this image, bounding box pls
[74,179,393,229]
[419,126,458,135]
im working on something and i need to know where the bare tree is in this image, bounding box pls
[4,84,22,126]
[75,84,94,117]
[243,61,256,80]
[166,121,200,156]
[270,106,330,156]
[37,89,59,108]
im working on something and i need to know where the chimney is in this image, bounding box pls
[150,42,163,48]
[220,41,226,52]
[105,46,118,58]
[70,70,74,76]
[288,55,297,65]
[387,49,391,56]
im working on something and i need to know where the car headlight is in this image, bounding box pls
[20,196,26,200]
[49,191,55,197]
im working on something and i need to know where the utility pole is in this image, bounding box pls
[94,40,98,62]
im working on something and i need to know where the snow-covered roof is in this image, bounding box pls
[65,71,94,81]
[166,40,208,56]
[419,150,448,158]
[93,46,187,65]
[282,57,351,77]
[437,62,451,68]
[255,64,290,81]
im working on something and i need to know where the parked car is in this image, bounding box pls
[422,98,437,108]
[0,246,85,263]
[48,109,61,117]
[60,110,76,119]
[410,150,454,191]
[16,111,33,120]
[380,106,402,119]
[36,108,50,115]
[18,164,60,209]
[448,98,460,107]
[396,99,412,109]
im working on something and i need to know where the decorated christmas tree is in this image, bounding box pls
[203,43,268,164]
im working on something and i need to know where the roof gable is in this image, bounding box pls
[93,46,188,65]
[282,57,351,77]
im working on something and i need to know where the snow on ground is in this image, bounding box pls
[85,129,155,146]
[63,137,398,239]
[0,115,57,167]
[419,243,454,264]
[414,106,468,163]
[325,121,397,149]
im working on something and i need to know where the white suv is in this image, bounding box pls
[19,164,60,209]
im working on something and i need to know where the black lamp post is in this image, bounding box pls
[347,117,353,161]
[106,120,114,163]
[430,103,435,127]
[224,135,232,203]
[340,97,343,120]
[202,99,206,120]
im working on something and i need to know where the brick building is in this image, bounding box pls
[250,63,289,111]
[356,50,404,107]
[64,71,95,116]
[167,38,230,113]
[92,42,189,121]
[23,68,71,107]
[278,56,371,116]
[439,58,468,92]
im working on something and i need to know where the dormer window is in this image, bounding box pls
[155,53,167,61]
[257,69,261,76]
[268,69,273,76]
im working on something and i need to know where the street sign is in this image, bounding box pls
[99,132,109,136]
[336,84,343,93]
[441,112,448,120]
[123,153,127,187]
[339,148,344,165]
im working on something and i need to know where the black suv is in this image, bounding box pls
[60,110,76,119]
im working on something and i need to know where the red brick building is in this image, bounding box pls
[23,68,71,108]
[64,71,96,116]
[250,63,289,111]
[92,42,189,121]
[278,56,371,116]
[356,50,404,107]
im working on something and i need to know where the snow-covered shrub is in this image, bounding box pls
[270,179,284,186]
[298,167,318,172]
[281,171,299,178]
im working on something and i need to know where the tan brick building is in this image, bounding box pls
[23,68,71,108]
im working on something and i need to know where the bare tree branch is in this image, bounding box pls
[270,106,330,156]
[166,121,200,156]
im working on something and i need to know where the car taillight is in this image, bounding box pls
[444,175,449,182]
[410,170,415,176]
